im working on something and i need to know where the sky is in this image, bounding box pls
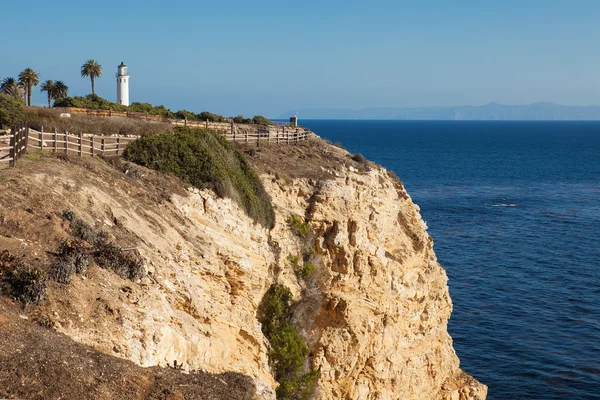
[2,0,599,117]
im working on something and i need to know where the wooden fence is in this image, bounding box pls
[0,125,29,168]
[27,128,138,158]
[1,125,311,168]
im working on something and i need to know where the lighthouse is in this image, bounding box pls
[116,62,130,106]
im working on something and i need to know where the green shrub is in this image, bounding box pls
[287,254,300,267]
[259,285,319,399]
[129,102,175,119]
[54,94,128,112]
[232,115,252,124]
[296,262,316,279]
[277,369,321,400]
[175,109,198,121]
[252,115,275,126]
[197,111,227,122]
[0,250,46,305]
[286,215,310,238]
[288,254,316,280]
[123,127,275,228]
[0,93,26,127]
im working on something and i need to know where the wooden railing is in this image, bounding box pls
[1,124,311,168]
[26,128,138,158]
[0,125,29,168]
[222,129,310,144]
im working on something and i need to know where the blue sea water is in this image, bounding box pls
[300,120,600,400]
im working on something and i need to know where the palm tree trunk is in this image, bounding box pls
[27,84,32,106]
[91,76,95,95]
[47,93,52,108]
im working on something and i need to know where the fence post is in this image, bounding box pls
[91,135,94,156]
[53,128,57,153]
[40,126,44,150]
[65,131,68,154]
[78,133,83,157]
[24,126,29,155]
[101,138,105,156]
[8,127,15,167]
[116,137,120,156]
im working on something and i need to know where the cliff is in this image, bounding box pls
[0,138,486,399]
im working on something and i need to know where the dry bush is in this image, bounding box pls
[0,250,47,305]
[94,242,145,281]
[51,239,90,284]
[351,153,367,163]
[60,211,146,282]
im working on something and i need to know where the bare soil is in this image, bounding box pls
[236,136,372,181]
[0,297,256,400]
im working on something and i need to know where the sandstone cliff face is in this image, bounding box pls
[263,155,487,400]
[0,143,486,399]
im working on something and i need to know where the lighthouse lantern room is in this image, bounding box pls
[116,62,130,106]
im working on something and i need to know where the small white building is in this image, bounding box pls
[116,62,130,106]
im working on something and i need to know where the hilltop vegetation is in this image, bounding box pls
[54,94,275,125]
[123,127,275,228]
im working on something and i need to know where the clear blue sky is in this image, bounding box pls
[2,0,599,117]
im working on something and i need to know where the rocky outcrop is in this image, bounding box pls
[263,156,487,400]
[0,142,486,399]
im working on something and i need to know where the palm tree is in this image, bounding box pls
[81,59,102,95]
[40,80,56,107]
[18,68,40,106]
[1,77,24,99]
[53,81,68,100]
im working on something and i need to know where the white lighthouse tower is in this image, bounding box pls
[116,62,130,106]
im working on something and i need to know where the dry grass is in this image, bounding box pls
[25,108,172,137]
[240,136,371,181]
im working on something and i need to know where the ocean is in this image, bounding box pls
[300,120,600,400]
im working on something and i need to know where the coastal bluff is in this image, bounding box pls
[0,136,486,399]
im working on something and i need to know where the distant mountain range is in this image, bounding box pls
[279,102,600,120]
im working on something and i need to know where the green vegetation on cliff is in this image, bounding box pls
[123,127,275,228]
[259,284,319,399]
